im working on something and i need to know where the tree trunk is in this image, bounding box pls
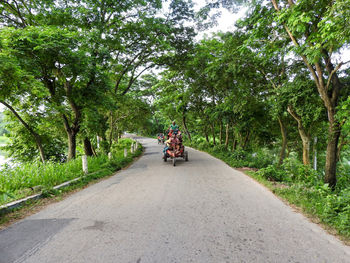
[182,115,191,141]
[225,123,229,148]
[62,113,80,161]
[84,137,94,156]
[60,81,82,161]
[67,131,77,161]
[232,139,237,151]
[287,106,310,165]
[36,136,46,163]
[324,118,340,187]
[91,144,97,156]
[0,101,46,162]
[211,123,216,145]
[108,112,114,148]
[242,131,250,149]
[278,117,287,166]
[301,138,311,166]
[204,127,209,143]
[232,125,237,151]
[219,122,223,144]
[323,57,342,188]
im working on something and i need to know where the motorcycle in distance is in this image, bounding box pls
[157,133,165,144]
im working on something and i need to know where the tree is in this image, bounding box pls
[268,0,350,187]
[0,43,48,162]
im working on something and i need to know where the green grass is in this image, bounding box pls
[0,138,142,206]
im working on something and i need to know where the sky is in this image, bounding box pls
[192,0,247,39]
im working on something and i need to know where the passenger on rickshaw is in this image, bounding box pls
[166,121,179,139]
[163,133,179,158]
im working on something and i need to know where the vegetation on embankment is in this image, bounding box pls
[185,137,350,241]
[0,138,142,207]
[0,136,9,145]
[0,136,8,156]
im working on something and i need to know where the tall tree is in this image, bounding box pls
[268,0,350,187]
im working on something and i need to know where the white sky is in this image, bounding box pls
[195,7,247,40]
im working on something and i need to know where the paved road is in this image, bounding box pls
[1,137,350,263]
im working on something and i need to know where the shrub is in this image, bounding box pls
[231,149,247,160]
[110,138,134,153]
[281,158,320,185]
[256,165,286,182]
[247,149,275,168]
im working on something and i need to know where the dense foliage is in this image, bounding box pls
[0,0,195,162]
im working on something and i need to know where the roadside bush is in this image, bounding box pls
[247,149,275,168]
[110,138,134,154]
[281,158,320,185]
[198,141,210,150]
[256,165,286,182]
[336,162,350,190]
[231,149,247,160]
[212,144,227,152]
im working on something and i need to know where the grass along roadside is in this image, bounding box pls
[0,138,142,214]
[185,141,350,244]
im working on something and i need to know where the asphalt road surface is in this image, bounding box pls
[1,137,350,263]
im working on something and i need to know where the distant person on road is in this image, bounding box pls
[157,133,164,144]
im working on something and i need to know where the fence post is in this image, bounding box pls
[124,148,128,157]
[108,152,112,160]
[313,137,317,171]
[82,155,88,174]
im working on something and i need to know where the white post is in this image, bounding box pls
[108,152,112,160]
[313,137,317,171]
[97,135,100,148]
[82,155,88,174]
[124,148,128,157]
